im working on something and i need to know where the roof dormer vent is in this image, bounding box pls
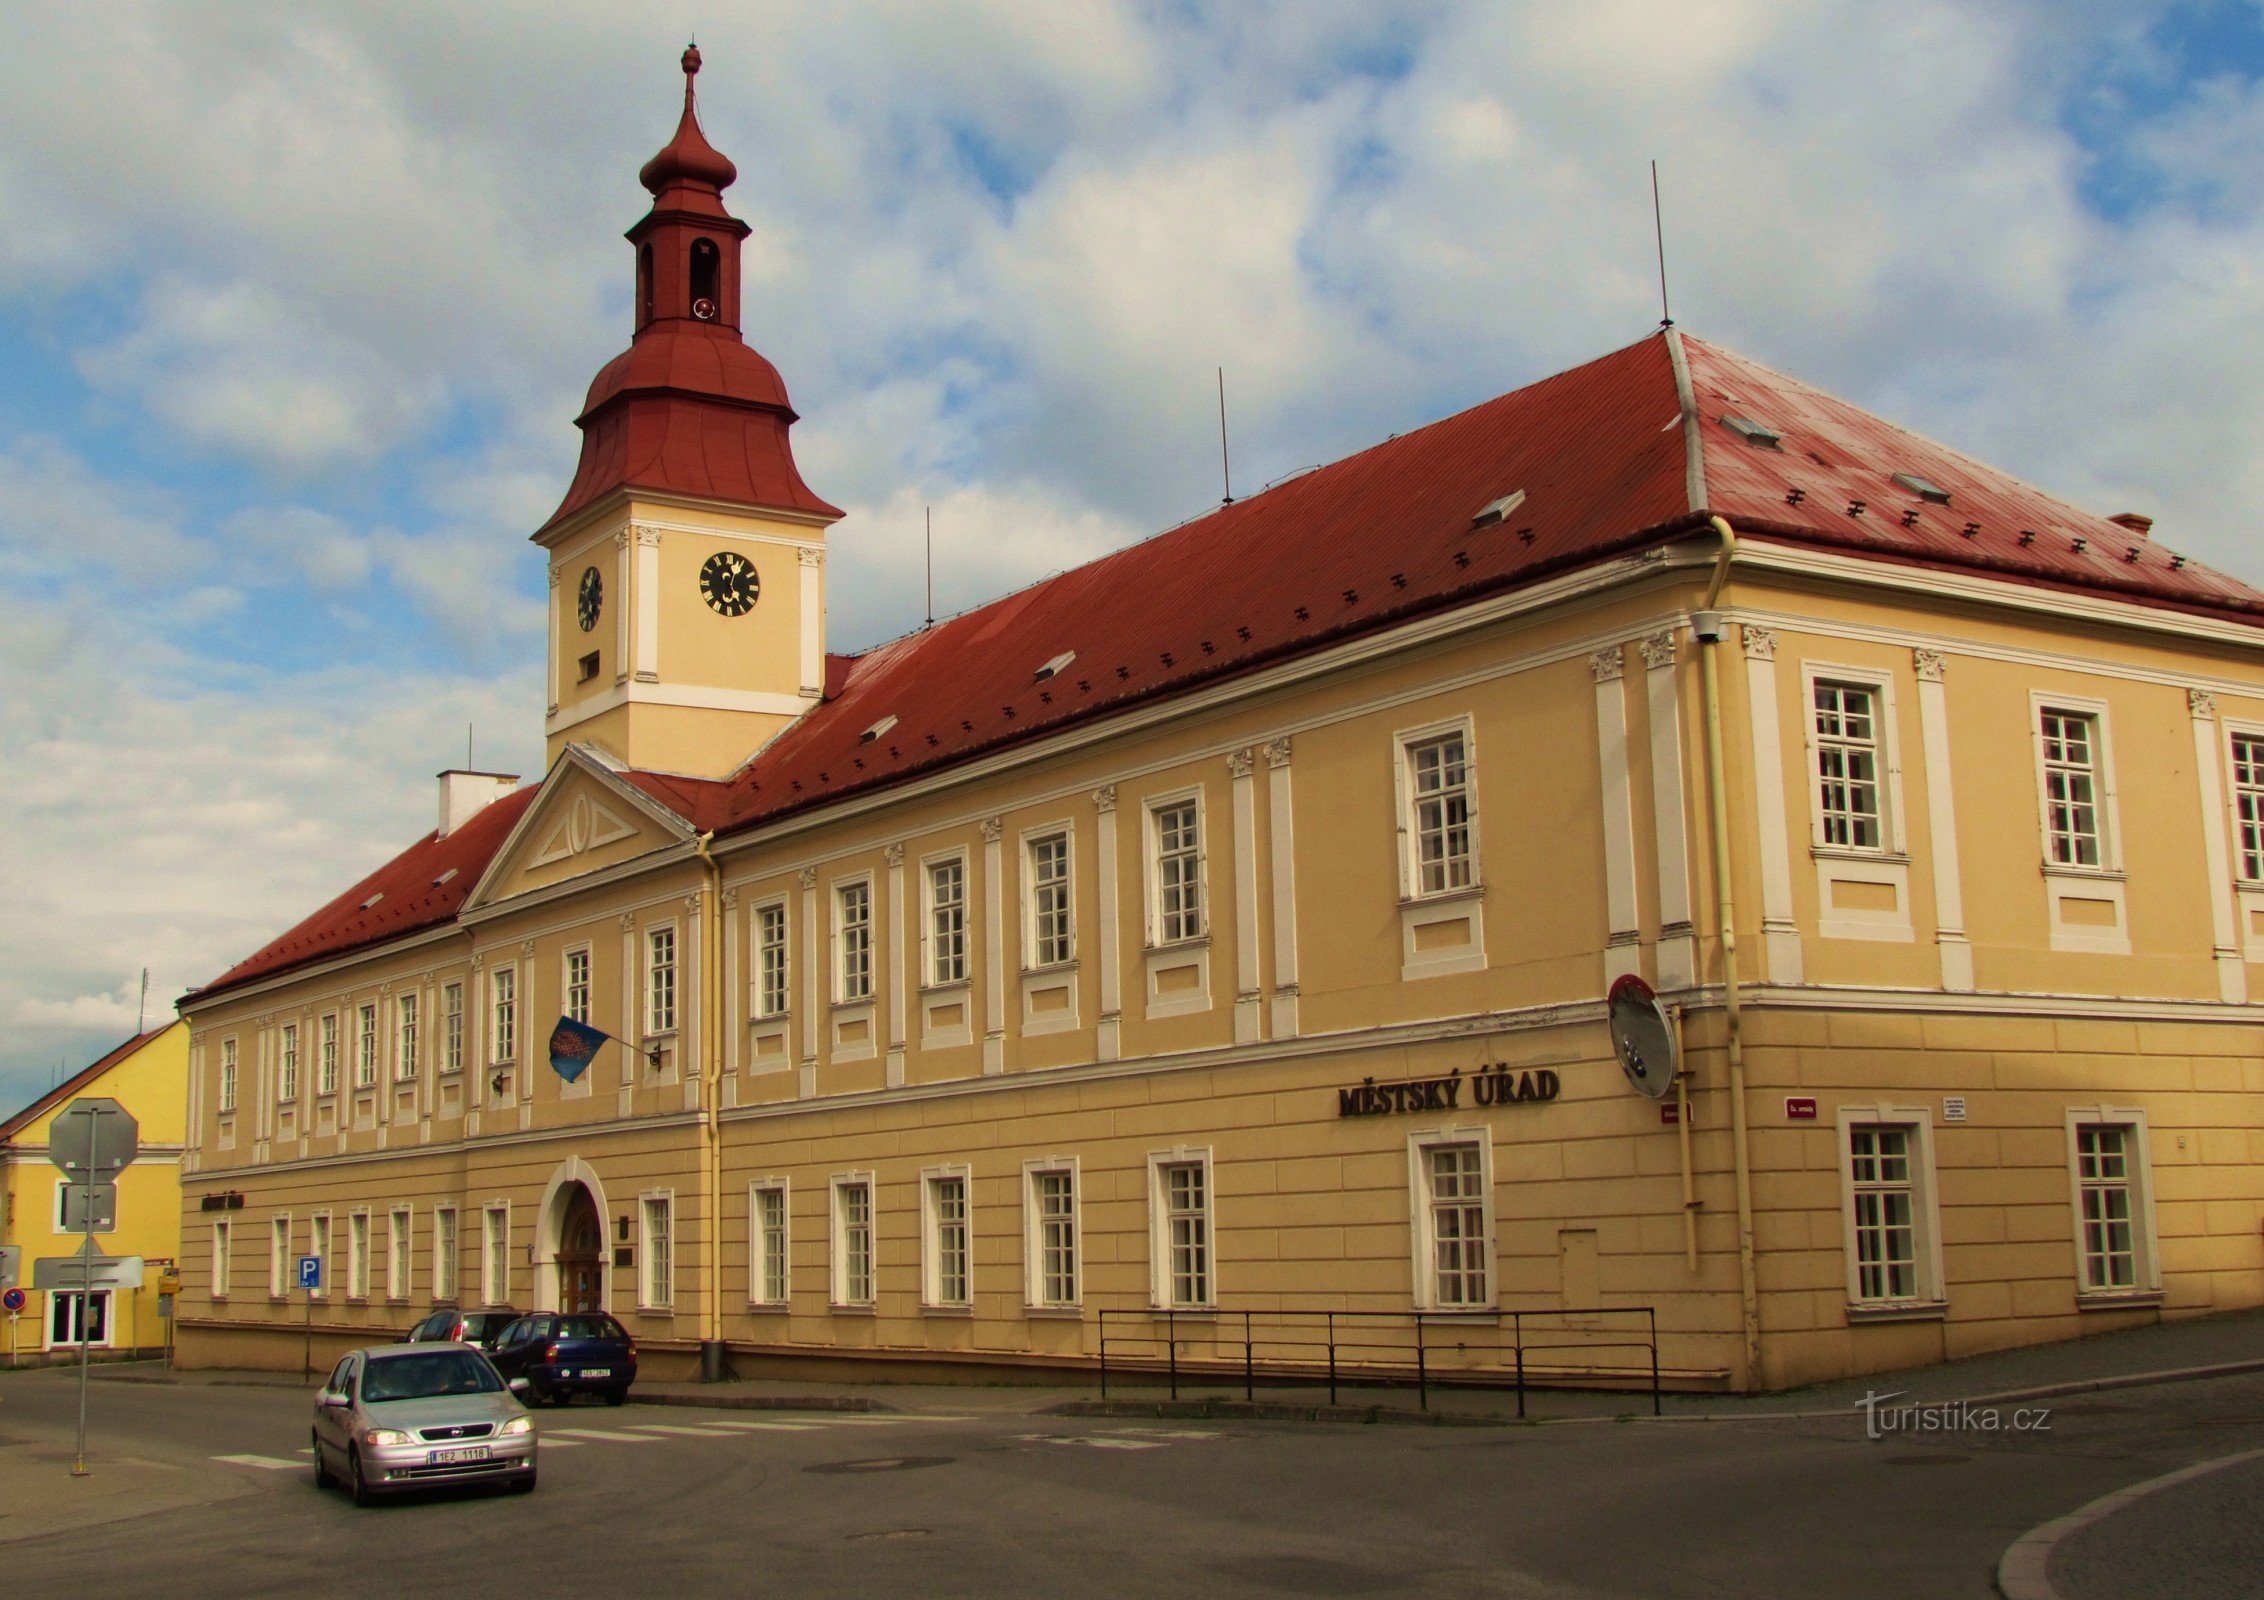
[1472,489,1526,527]
[1721,415,1782,448]
[859,715,898,744]
[1035,651,1076,682]
[1892,472,1951,505]
[359,893,384,911]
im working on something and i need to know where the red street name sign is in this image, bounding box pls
[1785,1096,1819,1121]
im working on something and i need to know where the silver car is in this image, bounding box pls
[312,1343,537,1504]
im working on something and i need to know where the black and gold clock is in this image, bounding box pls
[576,566,603,631]
[698,550,760,616]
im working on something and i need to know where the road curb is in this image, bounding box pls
[638,1390,893,1413]
[1956,1356,2264,1410]
[1051,1397,1513,1427]
[1995,1447,2264,1600]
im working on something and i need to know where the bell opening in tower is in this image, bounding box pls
[637,244,654,329]
[689,239,720,320]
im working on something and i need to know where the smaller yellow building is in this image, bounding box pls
[0,1022,187,1363]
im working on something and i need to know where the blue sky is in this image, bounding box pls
[5,0,2264,1112]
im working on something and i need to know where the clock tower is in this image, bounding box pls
[534,46,842,778]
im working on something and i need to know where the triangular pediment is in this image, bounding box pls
[465,746,695,909]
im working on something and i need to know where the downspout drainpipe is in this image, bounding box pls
[693,831,727,1383]
[1694,513,1764,1392]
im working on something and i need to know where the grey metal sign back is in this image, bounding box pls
[49,1098,138,1175]
[59,1181,118,1234]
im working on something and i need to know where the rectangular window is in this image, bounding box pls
[278,1023,299,1102]
[212,1220,231,1300]
[1422,1142,1490,1308]
[318,1013,338,1095]
[2233,732,2264,881]
[269,1215,291,1297]
[2040,709,2104,867]
[481,1207,507,1306]
[1151,801,1204,943]
[395,993,419,1083]
[492,968,518,1060]
[641,1194,674,1309]
[565,948,592,1025]
[1814,681,1883,849]
[387,1207,411,1301]
[442,982,464,1073]
[1406,732,1476,895]
[347,1212,370,1299]
[433,1207,458,1303]
[1155,1158,1212,1309]
[927,858,968,986]
[923,1171,970,1309]
[2075,1123,2140,1292]
[310,1214,331,1300]
[1848,1125,1919,1302]
[1027,1165,1079,1308]
[754,904,789,1018]
[219,1039,238,1113]
[832,1178,874,1307]
[356,1004,377,1088]
[647,926,678,1035]
[836,881,873,1002]
[750,1182,789,1306]
[1029,832,1074,967]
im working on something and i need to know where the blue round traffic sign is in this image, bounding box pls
[2,1288,25,1313]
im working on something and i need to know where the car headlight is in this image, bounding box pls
[361,1428,412,1447]
[499,1415,534,1437]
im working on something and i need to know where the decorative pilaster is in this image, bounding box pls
[1643,627,1696,988]
[1911,645,1974,991]
[1093,789,1122,1062]
[1591,646,1642,984]
[1230,747,1262,1044]
[981,818,1005,1075]
[1743,625,1802,984]
[1264,737,1300,1036]
[2189,687,2247,1002]
[798,867,819,1097]
[885,843,908,1088]
[798,546,825,699]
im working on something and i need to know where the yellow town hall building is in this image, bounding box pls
[174,52,2264,1392]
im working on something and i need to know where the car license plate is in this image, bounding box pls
[579,1367,611,1378]
[432,1445,490,1465]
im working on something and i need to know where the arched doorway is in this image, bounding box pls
[558,1184,604,1313]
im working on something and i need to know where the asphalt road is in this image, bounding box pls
[4,1365,2263,1597]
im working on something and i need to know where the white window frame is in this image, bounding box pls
[309,1212,332,1301]
[1144,791,1209,947]
[748,1179,790,1307]
[278,1022,300,1103]
[317,1012,338,1095]
[2227,722,2264,883]
[441,981,464,1074]
[386,1205,412,1302]
[920,1165,973,1311]
[218,1037,238,1113]
[1022,825,1077,970]
[1800,663,1909,856]
[490,967,518,1061]
[834,878,875,1004]
[433,1205,459,1304]
[480,1204,509,1307]
[2030,694,2121,872]
[1022,1158,1082,1312]
[211,1219,232,1301]
[347,1209,371,1300]
[829,1173,876,1309]
[1147,1147,1216,1310]
[1407,1129,1494,1311]
[394,992,419,1084]
[645,922,679,1038]
[356,1004,378,1088]
[1836,1106,1947,1316]
[752,899,790,1019]
[269,1212,292,1298]
[639,1190,675,1310]
[2064,1107,2163,1303]
[45,1289,114,1350]
[923,852,970,988]
[563,945,593,1027]
[1393,717,1481,900]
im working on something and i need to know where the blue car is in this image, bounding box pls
[487,1312,639,1406]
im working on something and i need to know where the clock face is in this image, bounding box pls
[576,566,602,632]
[699,550,760,617]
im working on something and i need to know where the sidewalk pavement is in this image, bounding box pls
[43,1302,2264,1427]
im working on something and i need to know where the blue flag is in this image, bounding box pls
[548,1016,610,1083]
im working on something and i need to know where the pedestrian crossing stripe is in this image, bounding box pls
[548,1427,660,1442]
[692,1419,820,1431]
[213,1454,302,1470]
[625,1423,746,1437]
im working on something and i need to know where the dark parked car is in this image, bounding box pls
[487,1312,638,1406]
[406,1307,521,1351]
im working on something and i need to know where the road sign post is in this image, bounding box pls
[298,1255,323,1380]
[49,1097,137,1478]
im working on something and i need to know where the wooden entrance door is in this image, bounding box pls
[559,1185,604,1313]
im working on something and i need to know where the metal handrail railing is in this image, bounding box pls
[1096,1306,1661,1418]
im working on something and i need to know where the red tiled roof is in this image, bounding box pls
[198,329,2264,1000]
[0,1025,169,1145]
[197,788,538,999]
